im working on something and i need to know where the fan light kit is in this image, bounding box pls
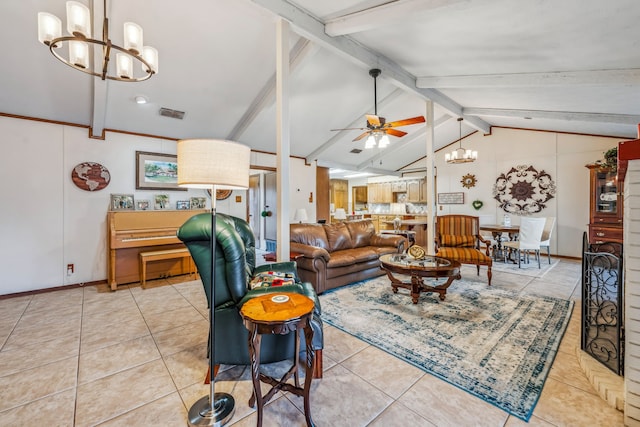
[37,0,158,82]
[445,118,477,164]
[331,69,425,149]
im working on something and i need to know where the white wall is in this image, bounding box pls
[432,127,620,258]
[0,116,315,295]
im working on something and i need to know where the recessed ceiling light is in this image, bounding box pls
[135,96,147,104]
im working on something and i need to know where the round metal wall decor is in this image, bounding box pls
[71,162,110,191]
[492,164,556,215]
[461,174,477,189]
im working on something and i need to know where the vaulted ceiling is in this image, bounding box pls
[2,0,639,178]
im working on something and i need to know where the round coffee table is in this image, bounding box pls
[379,254,461,303]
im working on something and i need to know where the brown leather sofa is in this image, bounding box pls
[290,220,407,294]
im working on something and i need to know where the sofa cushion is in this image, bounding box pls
[440,234,476,247]
[324,222,354,252]
[327,247,378,267]
[436,247,492,264]
[345,220,375,248]
[290,223,330,250]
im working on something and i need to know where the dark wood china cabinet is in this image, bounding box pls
[586,164,623,245]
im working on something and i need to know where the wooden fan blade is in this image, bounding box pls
[385,128,407,138]
[366,114,381,127]
[330,127,367,131]
[353,132,370,141]
[384,116,426,128]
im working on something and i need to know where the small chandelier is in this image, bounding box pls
[445,117,477,163]
[37,0,158,82]
[365,131,390,149]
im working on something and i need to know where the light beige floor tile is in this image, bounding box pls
[3,317,81,350]
[232,394,308,427]
[322,324,369,363]
[75,359,176,427]
[0,295,31,323]
[142,304,205,334]
[398,373,509,426]
[0,388,76,427]
[505,414,555,426]
[80,303,143,333]
[152,319,209,357]
[26,287,83,313]
[341,345,424,399]
[548,348,599,394]
[533,377,623,426]
[0,356,78,412]
[368,400,436,427]
[288,364,393,426]
[0,332,79,376]
[18,303,82,327]
[98,392,188,426]
[163,342,208,389]
[80,312,150,354]
[180,365,260,424]
[78,335,161,384]
[82,288,137,315]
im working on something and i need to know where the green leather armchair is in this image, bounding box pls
[177,213,323,378]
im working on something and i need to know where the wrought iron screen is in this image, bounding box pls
[581,232,624,375]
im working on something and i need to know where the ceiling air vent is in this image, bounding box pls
[159,107,185,120]
[350,148,362,154]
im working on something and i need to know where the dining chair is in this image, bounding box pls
[502,217,546,268]
[540,217,556,264]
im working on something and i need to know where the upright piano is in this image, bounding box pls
[107,210,206,290]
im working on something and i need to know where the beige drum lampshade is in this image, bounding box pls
[177,139,250,189]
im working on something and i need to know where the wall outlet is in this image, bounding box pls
[67,264,74,276]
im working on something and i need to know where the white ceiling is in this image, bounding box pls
[2,0,639,179]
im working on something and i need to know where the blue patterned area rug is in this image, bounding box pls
[319,277,574,421]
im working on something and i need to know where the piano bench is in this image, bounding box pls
[139,248,196,288]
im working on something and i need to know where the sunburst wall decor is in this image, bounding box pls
[492,164,556,215]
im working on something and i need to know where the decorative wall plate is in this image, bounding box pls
[71,162,110,191]
[206,189,233,200]
[461,174,477,189]
[492,164,556,215]
[216,189,233,200]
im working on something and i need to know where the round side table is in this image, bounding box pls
[239,292,316,427]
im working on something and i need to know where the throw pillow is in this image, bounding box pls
[249,271,296,290]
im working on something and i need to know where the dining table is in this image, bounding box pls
[479,224,520,262]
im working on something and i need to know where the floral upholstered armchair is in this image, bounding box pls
[434,214,493,285]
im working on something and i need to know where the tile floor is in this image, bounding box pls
[0,259,624,426]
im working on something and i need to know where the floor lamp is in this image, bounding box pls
[178,139,250,427]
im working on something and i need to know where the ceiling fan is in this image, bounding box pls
[331,68,425,148]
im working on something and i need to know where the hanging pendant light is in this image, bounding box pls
[37,0,158,82]
[445,118,477,164]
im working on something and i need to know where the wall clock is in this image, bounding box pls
[461,174,477,189]
[71,162,110,191]
[492,164,556,215]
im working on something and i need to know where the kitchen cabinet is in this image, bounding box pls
[330,179,349,211]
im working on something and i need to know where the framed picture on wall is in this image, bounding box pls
[110,194,135,211]
[136,200,150,210]
[135,151,187,191]
[176,200,190,210]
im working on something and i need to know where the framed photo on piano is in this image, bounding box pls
[110,194,135,211]
[136,151,187,191]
